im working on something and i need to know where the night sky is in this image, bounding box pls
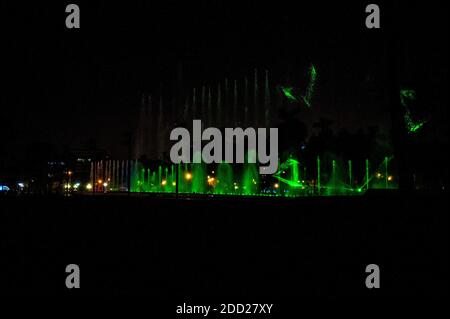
[3,1,448,159]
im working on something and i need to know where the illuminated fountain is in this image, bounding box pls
[86,66,399,197]
[192,161,206,194]
[88,155,397,197]
[216,162,233,195]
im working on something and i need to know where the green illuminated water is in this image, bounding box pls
[192,153,206,194]
[348,160,353,189]
[216,162,233,195]
[121,154,397,197]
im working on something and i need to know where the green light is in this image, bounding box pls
[405,110,427,134]
[303,64,317,108]
[273,157,303,189]
[400,89,416,107]
[281,87,299,102]
[273,176,303,188]
[410,122,425,132]
[280,65,317,108]
[400,89,427,135]
[292,160,299,183]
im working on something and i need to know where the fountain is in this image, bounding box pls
[85,154,397,197]
[365,159,370,191]
[317,156,321,194]
[242,163,259,195]
[348,160,353,189]
[244,77,249,126]
[86,67,400,198]
[264,70,270,127]
[216,162,233,195]
[233,80,238,126]
[192,152,206,194]
[216,83,222,127]
[207,87,212,126]
[254,69,258,127]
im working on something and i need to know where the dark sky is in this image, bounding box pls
[2,1,448,159]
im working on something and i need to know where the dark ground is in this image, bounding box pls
[0,191,448,298]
